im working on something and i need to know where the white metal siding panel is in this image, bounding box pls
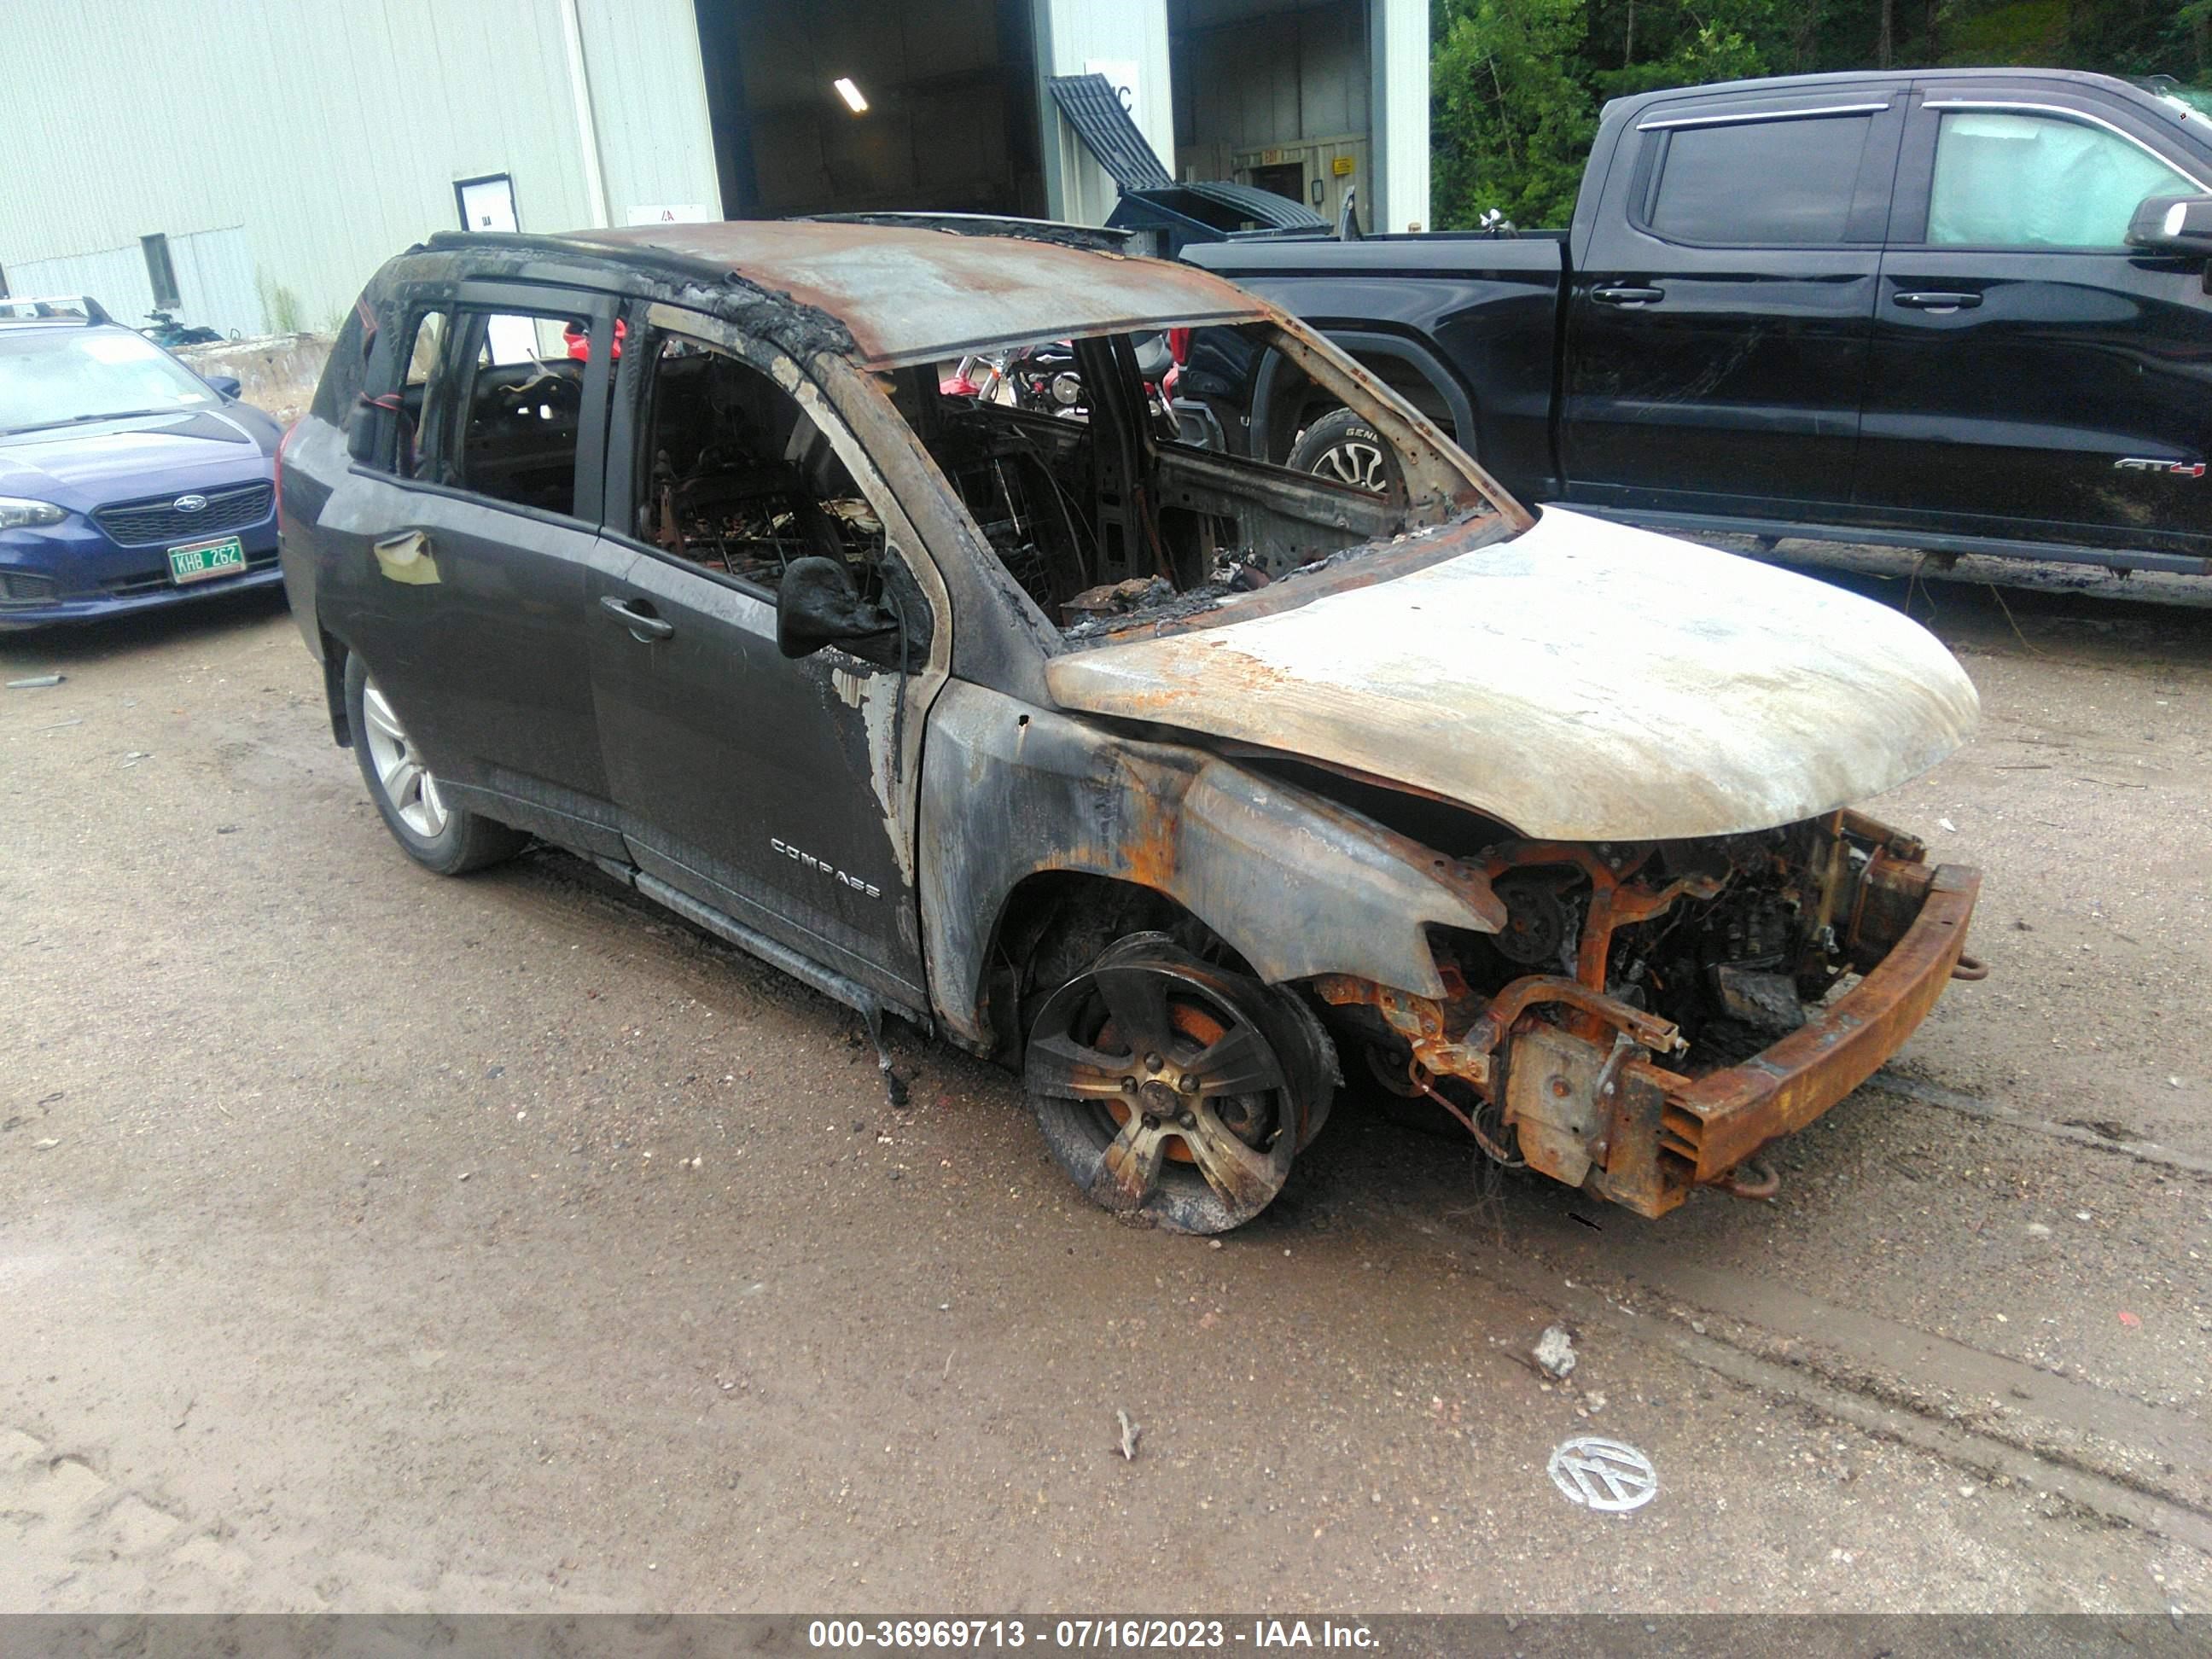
[1373,0,1429,230]
[20,228,259,339]
[172,228,262,338]
[576,0,723,221]
[0,0,708,336]
[1035,0,1175,224]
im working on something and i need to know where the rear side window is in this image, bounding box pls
[1927,110,2195,247]
[1646,114,1876,245]
[347,307,452,480]
[395,309,451,480]
[448,311,597,515]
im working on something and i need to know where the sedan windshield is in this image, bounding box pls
[0,329,218,434]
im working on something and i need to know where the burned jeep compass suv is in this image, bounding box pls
[280,218,1982,1233]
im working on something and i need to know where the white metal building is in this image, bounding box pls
[0,0,1428,341]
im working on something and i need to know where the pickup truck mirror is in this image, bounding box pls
[777,556,899,661]
[2127,193,2212,257]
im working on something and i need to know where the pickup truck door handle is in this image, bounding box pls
[1892,290,1983,311]
[600,594,673,642]
[1592,286,1666,306]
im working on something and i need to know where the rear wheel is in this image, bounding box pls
[345,652,526,876]
[1024,934,1333,1234]
[1287,407,1400,496]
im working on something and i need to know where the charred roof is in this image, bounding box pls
[425,218,1267,369]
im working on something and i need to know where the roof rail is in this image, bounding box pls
[0,294,112,325]
[799,212,1138,253]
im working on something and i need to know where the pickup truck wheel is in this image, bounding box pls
[346,654,527,876]
[1025,935,1313,1234]
[1288,408,1399,495]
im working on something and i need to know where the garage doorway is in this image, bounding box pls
[690,0,1045,218]
[1246,161,1306,204]
[1171,0,1372,233]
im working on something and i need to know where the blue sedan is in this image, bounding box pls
[0,298,284,629]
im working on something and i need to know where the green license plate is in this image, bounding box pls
[166,534,247,585]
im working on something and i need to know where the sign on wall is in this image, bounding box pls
[625,204,718,226]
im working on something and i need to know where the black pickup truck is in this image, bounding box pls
[1182,68,2212,576]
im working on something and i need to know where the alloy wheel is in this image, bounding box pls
[1026,938,1306,1232]
[1310,437,1388,492]
[358,676,449,839]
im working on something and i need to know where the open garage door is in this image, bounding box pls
[1169,0,1375,234]
[690,0,1046,218]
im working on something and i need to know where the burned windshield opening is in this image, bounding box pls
[896,320,1500,643]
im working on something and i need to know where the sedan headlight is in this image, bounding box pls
[0,497,67,530]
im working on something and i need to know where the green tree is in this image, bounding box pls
[1431,0,1597,228]
[1587,0,1784,96]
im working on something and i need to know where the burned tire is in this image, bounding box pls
[1287,408,1400,496]
[345,652,527,877]
[1024,934,1335,1235]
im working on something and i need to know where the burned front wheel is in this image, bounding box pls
[1024,934,1333,1235]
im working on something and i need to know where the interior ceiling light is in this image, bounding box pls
[833,78,869,114]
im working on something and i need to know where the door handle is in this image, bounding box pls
[600,594,673,642]
[1892,290,1982,311]
[1592,286,1666,306]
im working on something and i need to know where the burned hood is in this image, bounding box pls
[1042,509,1980,842]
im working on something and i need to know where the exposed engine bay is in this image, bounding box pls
[1301,800,1976,1217]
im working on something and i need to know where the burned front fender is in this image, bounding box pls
[918,680,1504,1050]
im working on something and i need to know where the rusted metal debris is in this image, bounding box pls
[1316,812,1982,1217]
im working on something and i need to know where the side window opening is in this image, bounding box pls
[349,305,449,477]
[1928,110,2195,247]
[632,332,932,665]
[1644,114,1876,245]
[910,321,1497,640]
[448,311,592,514]
[394,309,449,480]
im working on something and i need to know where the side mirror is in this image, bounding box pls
[205,373,243,399]
[2127,194,2212,257]
[776,556,898,660]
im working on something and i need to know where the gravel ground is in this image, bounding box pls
[0,556,2205,1615]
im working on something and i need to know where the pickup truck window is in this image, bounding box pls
[1647,114,1875,245]
[1927,110,2195,247]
